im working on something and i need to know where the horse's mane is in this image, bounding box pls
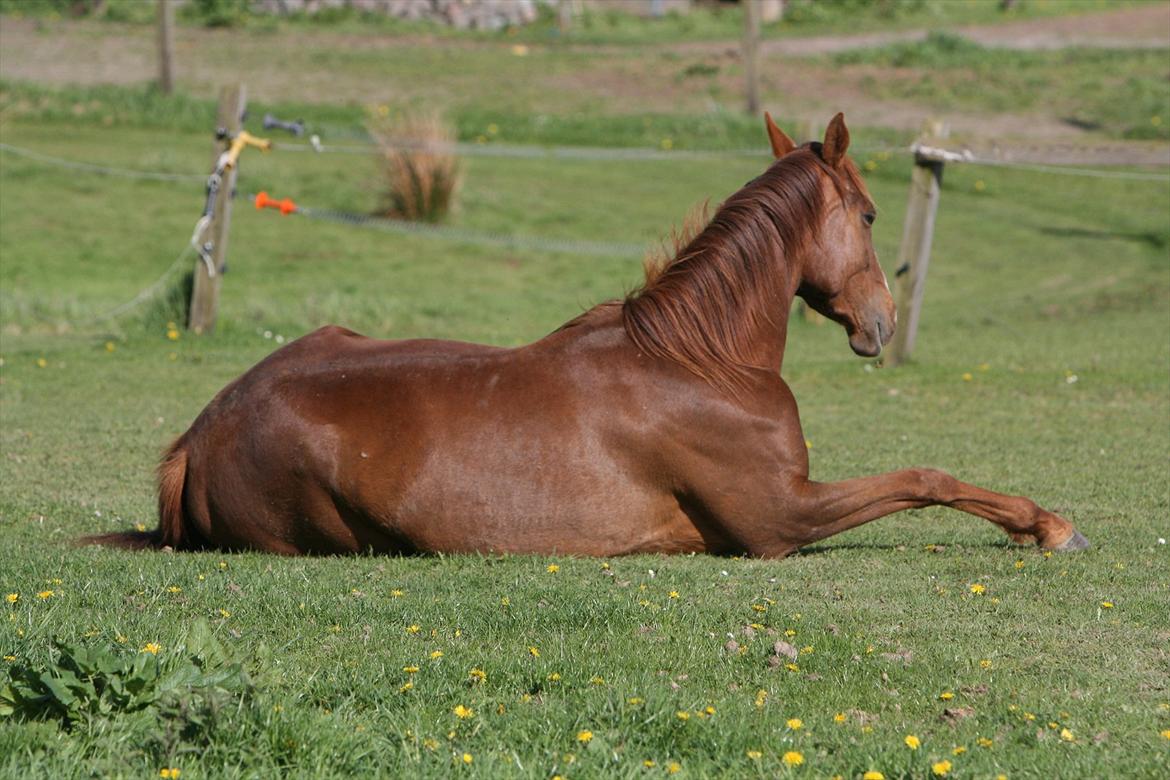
[621,144,862,393]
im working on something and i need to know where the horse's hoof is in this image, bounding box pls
[1050,529,1090,552]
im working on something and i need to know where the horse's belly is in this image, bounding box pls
[374,457,695,556]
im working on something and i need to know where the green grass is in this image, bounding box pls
[0,80,863,152]
[2,112,1169,779]
[832,33,1170,140]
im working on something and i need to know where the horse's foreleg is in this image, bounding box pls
[779,468,1088,553]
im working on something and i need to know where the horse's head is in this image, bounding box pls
[766,112,896,358]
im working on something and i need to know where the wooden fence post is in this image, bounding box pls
[742,0,761,115]
[157,0,175,95]
[188,83,245,335]
[887,121,948,366]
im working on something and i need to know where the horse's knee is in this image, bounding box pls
[909,468,957,502]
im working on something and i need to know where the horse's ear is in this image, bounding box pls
[822,112,850,168]
[764,111,796,159]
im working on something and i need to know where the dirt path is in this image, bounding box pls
[744,3,1170,57]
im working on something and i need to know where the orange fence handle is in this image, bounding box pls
[254,191,297,215]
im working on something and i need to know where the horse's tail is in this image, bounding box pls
[79,441,189,551]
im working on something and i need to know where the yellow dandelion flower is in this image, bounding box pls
[142,643,161,655]
[167,329,180,341]
[159,769,181,779]
[547,564,560,573]
[528,646,540,657]
[134,522,147,532]
[511,44,528,56]
[996,776,1008,780]
[667,762,681,774]
[660,138,674,151]
[218,609,231,618]
[952,746,967,755]
[469,668,487,683]
[1024,712,1036,721]
[980,659,992,669]
[786,717,803,730]
[1159,729,1170,740]
[785,663,800,672]
[1060,728,1075,742]
[864,159,878,171]
[940,691,955,700]
[4,593,16,604]
[406,625,420,634]
[1014,560,1025,569]
[36,358,47,368]
[863,772,885,780]
[1101,601,1114,609]
[430,650,443,659]
[754,689,768,708]
[932,760,952,776]
[834,712,846,723]
[751,603,767,613]
[977,737,994,748]
[643,759,656,768]
[462,752,472,764]
[627,697,644,705]
[36,590,53,600]
[391,589,405,598]
[783,751,804,766]
[547,672,561,682]
[3,655,15,663]
[974,180,986,192]
[167,586,181,594]
[969,583,986,595]
[453,705,474,719]
[746,750,762,759]
[704,705,716,716]
[676,710,691,721]
[404,665,419,673]
[904,735,921,749]
[785,629,797,637]
[669,590,679,599]
[399,681,413,692]
[577,729,593,743]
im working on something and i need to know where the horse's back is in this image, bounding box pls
[178,322,691,555]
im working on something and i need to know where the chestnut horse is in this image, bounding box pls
[87,113,1088,557]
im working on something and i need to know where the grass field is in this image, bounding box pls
[2,7,1170,778]
[2,113,1168,778]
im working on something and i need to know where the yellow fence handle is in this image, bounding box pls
[222,130,272,171]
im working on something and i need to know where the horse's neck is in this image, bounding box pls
[688,229,800,374]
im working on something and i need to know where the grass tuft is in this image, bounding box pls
[367,108,463,224]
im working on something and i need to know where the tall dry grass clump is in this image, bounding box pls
[367,108,463,223]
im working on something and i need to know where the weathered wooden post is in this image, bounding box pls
[188,84,245,335]
[887,120,949,366]
[743,0,761,115]
[157,0,175,95]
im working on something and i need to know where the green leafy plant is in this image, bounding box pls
[0,620,254,727]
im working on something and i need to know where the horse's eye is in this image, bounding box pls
[862,212,876,227]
